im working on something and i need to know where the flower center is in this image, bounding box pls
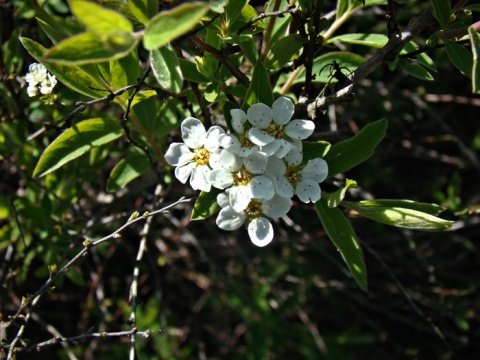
[244,200,263,219]
[239,132,255,148]
[193,146,211,166]
[267,123,285,139]
[232,168,252,186]
[285,166,302,186]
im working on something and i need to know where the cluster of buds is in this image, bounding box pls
[25,63,57,98]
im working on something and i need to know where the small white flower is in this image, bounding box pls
[248,97,315,158]
[209,150,273,211]
[266,146,329,203]
[216,193,292,247]
[220,108,261,157]
[165,117,225,192]
[25,63,57,97]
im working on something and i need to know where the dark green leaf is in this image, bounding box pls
[342,200,454,230]
[324,179,358,208]
[429,0,451,29]
[397,59,434,81]
[33,118,123,177]
[239,36,259,65]
[444,39,473,77]
[224,0,248,28]
[243,61,273,108]
[302,141,331,162]
[324,119,388,177]
[178,59,209,83]
[191,188,222,220]
[266,34,307,71]
[107,152,150,192]
[143,3,208,50]
[327,33,388,48]
[150,45,183,93]
[315,198,367,291]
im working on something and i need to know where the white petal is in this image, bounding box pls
[285,120,315,139]
[175,162,195,184]
[272,139,292,158]
[219,149,242,171]
[217,192,230,208]
[275,176,295,198]
[165,143,194,166]
[209,151,222,169]
[228,186,252,212]
[190,165,211,192]
[302,158,328,183]
[181,117,206,149]
[248,127,275,146]
[243,151,268,174]
[247,103,273,129]
[260,140,281,156]
[220,134,241,153]
[204,126,225,151]
[230,109,247,133]
[248,217,273,247]
[265,156,286,178]
[263,195,292,218]
[295,179,321,203]
[284,146,303,166]
[209,169,234,189]
[250,176,274,200]
[217,207,246,230]
[272,97,294,125]
[27,85,38,97]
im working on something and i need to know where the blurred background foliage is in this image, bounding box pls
[1,0,480,359]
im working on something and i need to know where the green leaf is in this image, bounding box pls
[469,27,480,93]
[465,5,480,11]
[224,0,248,28]
[402,41,437,72]
[429,0,451,29]
[128,0,155,25]
[35,6,72,44]
[20,37,107,98]
[397,59,434,81]
[315,198,367,291]
[191,188,222,220]
[150,45,183,93]
[327,33,388,48]
[342,200,454,230]
[43,31,138,65]
[143,3,208,50]
[265,34,307,71]
[178,58,209,83]
[298,52,365,84]
[444,39,473,78]
[69,0,133,33]
[343,199,447,215]
[33,118,123,177]
[302,141,331,162]
[239,35,259,65]
[109,51,141,100]
[324,179,358,208]
[324,119,387,177]
[243,61,273,108]
[107,152,150,192]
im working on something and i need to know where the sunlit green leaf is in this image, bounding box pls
[315,198,367,291]
[324,179,358,208]
[150,45,183,93]
[107,152,150,192]
[109,51,141,101]
[342,200,454,230]
[143,3,208,50]
[469,27,480,93]
[324,119,388,177]
[191,188,222,220]
[43,31,138,65]
[69,0,133,33]
[327,33,388,48]
[397,59,434,81]
[33,118,123,177]
[128,0,157,25]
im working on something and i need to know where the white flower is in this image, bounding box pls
[209,149,273,211]
[248,97,315,158]
[220,108,261,157]
[165,117,225,192]
[266,146,329,203]
[25,63,57,97]
[216,192,292,247]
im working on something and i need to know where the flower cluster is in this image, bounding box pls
[25,63,57,98]
[165,97,328,247]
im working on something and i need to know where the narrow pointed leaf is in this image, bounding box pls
[191,188,222,220]
[244,61,273,108]
[429,0,451,29]
[107,152,150,192]
[324,179,358,208]
[150,45,183,93]
[315,198,367,291]
[302,141,331,162]
[33,118,123,177]
[469,27,480,93]
[444,39,473,77]
[324,119,387,176]
[143,3,208,50]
